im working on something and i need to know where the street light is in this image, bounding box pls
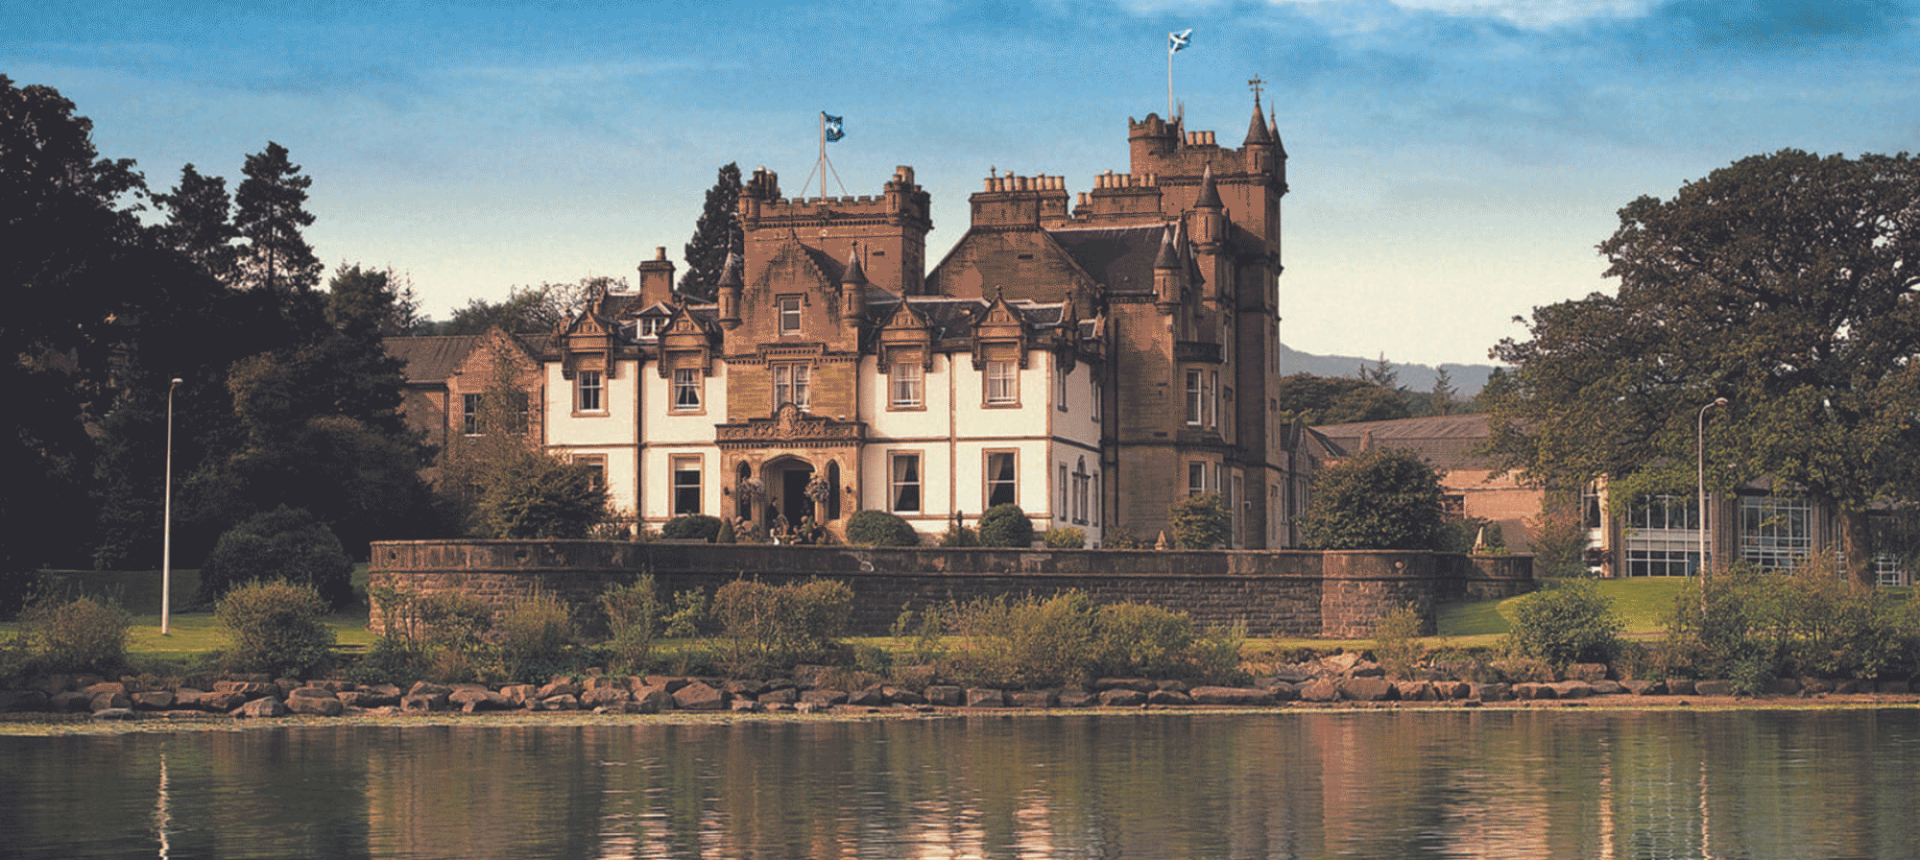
[1697,396,1728,590]
[162,377,182,636]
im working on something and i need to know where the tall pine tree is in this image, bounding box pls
[153,163,239,284]
[234,141,320,295]
[678,162,743,300]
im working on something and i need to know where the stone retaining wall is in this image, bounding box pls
[367,541,1535,638]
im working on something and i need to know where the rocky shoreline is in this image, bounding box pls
[6,653,1917,722]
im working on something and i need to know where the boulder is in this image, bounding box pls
[1056,689,1097,708]
[1097,688,1147,707]
[1832,679,1869,694]
[1762,678,1802,696]
[1433,681,1471,700]
[1267,682,1301,702]
[1797,678,1835,695]
[758,687,799,706]
[1878,680,1910,694]
[1548,681,1593,700]
[536,694,580,711]
[1095,678,1157,693]
[238,697,288,718]
[1146,688,1192,706]
[964,688,1006,708]
[1298,679,1341,703]
[0,690,49,712]
[214,680,276,699]
[1513,683,1557,701]
[729,699,765,713]
[199,691,246,712]
[790,665,836,690]
[82,681,128,698]
[673,681,726,711]
[1189,686,1275,706]
[580,688,632,709]
[537,680,583,700]
[632,687,674,712]
[1619,679,1661,696]
[89,691,132,712]
[499,685,539,707]
[1393,681,1435,703]
[1565,663,1610,683]
[1338,677,1397,702]
[1693,680,1735,697]
[1665,679,1697,695]
[1008,690,1056,708]
[400,694,441,713]
[132,691,176,711]
[406,683,452,710]
[883,686,926,706]
[1468,683,1510,702]
[923,686,964,707]
[642,675,690,693]
[451,689,511,712]
[288,695,344,717]
[1589,681,1625,696]
[799,689,847,708]
[847,687,890,707]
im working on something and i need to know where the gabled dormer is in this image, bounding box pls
[557,309,618,381]
[655,304,718,379]
[875,299,934,373]
[971,290,1031,371]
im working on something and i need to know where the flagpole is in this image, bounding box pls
[1168,42,1174,119]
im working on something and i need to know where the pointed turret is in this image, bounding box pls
[1191,166,1225,252]
[840,242,868,322]
[1153,224,1182,312]
[1244,93,1273,146]
[1244,93,1279,175]
[716,247,743,330]
[1193,165,1223,210]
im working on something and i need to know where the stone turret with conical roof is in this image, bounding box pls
[716,247,744,330]
[1190,165,1225,252]
[1153,224,1183,313]
[839,242,868,323]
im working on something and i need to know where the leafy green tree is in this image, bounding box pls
[327,264,421,337]
[1298,448,1449,550]
[198,505,356,609]
[1167,493,1231,549]
[234,141,320,295]
[1274,373,1411,426]
[1428,368,1457,417]
[679,162,744,300]
[478,451,608,539]
[1488,149,1920,588]
[427,278,613,335]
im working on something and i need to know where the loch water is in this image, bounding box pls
[3,707,1918,859]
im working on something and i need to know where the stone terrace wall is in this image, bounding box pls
[368,541,1534,638]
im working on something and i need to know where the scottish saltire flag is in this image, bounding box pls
[1168,29,1192,52]
[824,113,845,142]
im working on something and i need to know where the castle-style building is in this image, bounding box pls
[537,94,1308,546]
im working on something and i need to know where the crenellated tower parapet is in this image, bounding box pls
[739,165,932,295]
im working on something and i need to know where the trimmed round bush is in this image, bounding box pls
[661,514,724,542]
[846,510,920,546]
[216,579,337,677]
[977,503,1035,548]
[199,506,355,609]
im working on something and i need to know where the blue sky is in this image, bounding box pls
[8,0,1916,366]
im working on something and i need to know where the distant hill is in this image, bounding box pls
[1278,342,1498,397]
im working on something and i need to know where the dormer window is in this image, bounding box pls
[777,295,802,335]
[639,317,666,337]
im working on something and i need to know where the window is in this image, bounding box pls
[1185,370,1203,425]
[777,295,802,334]
[1628,495,1699,531]
[639,317,666,337]
[890,363,923,409]
[773,364,810,410]
[890,453,921,513]
[672,367,702,411]
[985,360,1018,405]
[578,456,606,493]
[1188,462,1207,496]
[1740,495,1812,570]
[1089,473,1100,526]
[1055,368,1069,412]
[1090,378,1102,422]
[1058,464,1069,520]
[1231,474,1243,546]
[576,370,604,413]
[671,456,701,515]
[986,451,1017,508]
[1072,459,1090,525]
[462,394,482,435]
[1207,371,1218,427]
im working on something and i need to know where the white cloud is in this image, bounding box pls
[1382,0,1657,28]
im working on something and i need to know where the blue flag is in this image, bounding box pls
[824,113,844,142]
[1168,29,1192,53]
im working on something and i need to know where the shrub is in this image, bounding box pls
[846,510,921,547]
[1371,604,1425,680]
[1167,493,1231,549]
[1041,527,1086,549]
[476,450,608,539]
[714,517,736,544]
[710,577,854,674]
[1666,558,1920,686]
[497,591,577,684]
[601,574,665,673]
[946,591,1100,689]
[1091,602,1194,677]
[977,504,1035,548]
[1507,579,1622,668]
[216,580,337,677]
[199,506,355,608]
[891,602,948,665]
[661,514,724,542]
[21,594,131,675]
[939,514,979,547]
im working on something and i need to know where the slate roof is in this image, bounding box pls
[384,336,479,385]
[1310,413,1494,471]
[1046,225,1167,296]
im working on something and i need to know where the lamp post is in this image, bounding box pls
[1697,396,1728,595]
[162,377,182,636]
